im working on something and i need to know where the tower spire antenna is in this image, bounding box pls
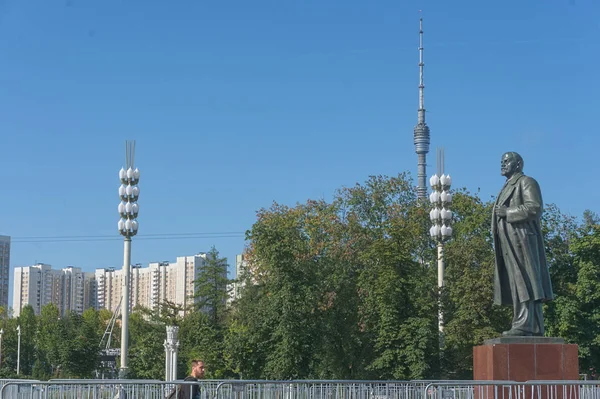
[418,15,425,124]
[414,13,431,200]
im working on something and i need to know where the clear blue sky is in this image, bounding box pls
[0,0,598,291]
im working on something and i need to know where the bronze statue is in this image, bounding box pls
[492,152,553,336]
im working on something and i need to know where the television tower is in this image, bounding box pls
[413,16,430,200]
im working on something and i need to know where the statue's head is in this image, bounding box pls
[501,152,524,178]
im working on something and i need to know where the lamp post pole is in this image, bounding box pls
[16,325,21,375]
[0,328,3,368]
[429,148,453,335]
[163,338,171,382]
[117,140,140,379]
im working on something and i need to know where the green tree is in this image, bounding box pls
[52,311,98,378]
[239,201,339,379]
[565,225,600,374]
[195,247,231,326]
[542,204,580,343]
[231,174,440,379]
[224,280,272,379]
[127,311,165,379]
[175,247,233,378]
[16,305,37,376]
[0,317,20,377]
[179,309,229,378]
[134,300,186,327]
[583,209,599,227]
[338,175,438,379]
[35,304,62,378]
[441,190,510,378]
[77,308,102,377]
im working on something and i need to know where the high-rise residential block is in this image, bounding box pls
[95,253,209,316]
[0,236,10,309]
[12,263,96,317]
[11,251,231,318]
[230,253,247,301]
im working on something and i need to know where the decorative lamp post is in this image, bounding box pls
[118,140,140,379]
[16,325,21,375]
[164,326,180,382]
[429,148,452,334]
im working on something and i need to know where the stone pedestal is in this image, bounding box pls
[474,337,578,381]
[473,337,579,399]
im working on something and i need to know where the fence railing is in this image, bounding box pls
[0,379,598,399]
[423,381,600,399]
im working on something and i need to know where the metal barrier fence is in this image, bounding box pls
[0,379,598,399]
[214,380,424,399]
[0,379,168,399]
[423,381,600,399]
[0,380,418,399]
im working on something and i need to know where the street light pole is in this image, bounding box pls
[16,325,21,375]
[117,140,140,379]
[0,328,4,368]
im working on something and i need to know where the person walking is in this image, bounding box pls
[167,359,205,399]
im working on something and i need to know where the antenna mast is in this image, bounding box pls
[413,14,431,200]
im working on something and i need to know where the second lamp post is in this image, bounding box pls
[429,172,452,333]
[117,140,140,378]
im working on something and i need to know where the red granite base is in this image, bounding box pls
[473,341,578,380]
[473,340,579,399]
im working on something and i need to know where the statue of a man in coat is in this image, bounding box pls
[492,152,554,336]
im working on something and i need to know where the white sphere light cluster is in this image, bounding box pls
[429,174,453,240]
[118,167,140,237]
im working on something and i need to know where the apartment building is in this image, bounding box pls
[12,264,96,317]
[11,251,228,318]
[95,264,141,314]
[229,253,248,302]
[172,253,208,312]
[95,267,124,313]
[0,236,10,309]
[95,253,208,316]
[62,266,97,315]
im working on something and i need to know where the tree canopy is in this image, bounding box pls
[3,173,598,380]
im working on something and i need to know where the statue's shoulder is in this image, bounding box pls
[520,174,538,184]
[519,174,542,191]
